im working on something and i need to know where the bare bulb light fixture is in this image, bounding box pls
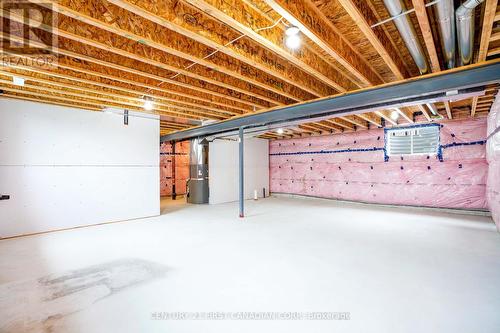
[143,98,154,111]
[276,128,284,134]
[390,110,400,121]
[285,26,301,50]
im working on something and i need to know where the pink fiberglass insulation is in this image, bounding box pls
[487,96,500,230]
[160,141,189,196]
[270,118,488,209]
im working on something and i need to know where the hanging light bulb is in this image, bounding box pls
[390,110,400,121]
[285,26,300,36]
[143,98,154,111]
[285,26,301,50]
[276,128,284,134]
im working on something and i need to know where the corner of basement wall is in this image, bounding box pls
[487,95,500,231]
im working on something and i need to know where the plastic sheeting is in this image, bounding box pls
[270,118,488,209]
[160,141,189,196]
[487,96,500,230]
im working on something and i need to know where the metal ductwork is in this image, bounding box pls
[187,138,209,204]
[456,0,484,65]
[435,0,456,69]
[383,0,429,74]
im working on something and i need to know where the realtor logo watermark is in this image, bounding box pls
[0,0,57,68]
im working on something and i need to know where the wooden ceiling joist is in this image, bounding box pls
[105,0,335,98]
[0,79,217,120]
[394,108,414,124]
[0,68,235,119]
[325,118,355,131]
[471,0,498,117]
[319,120,344,132]
[42,0,320,103]
[264,0,383,87]
[183,0,359,92]
[1,32,264,111]
[335,0,409,80]
[339,115,369,129]
[4,10,289,107]
[0,94,102,112]
[411,0,441,73]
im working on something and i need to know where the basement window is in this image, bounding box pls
[385,125,440,156]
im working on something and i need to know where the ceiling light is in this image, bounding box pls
[390,110,400,121]
[285,34,301,50]
[285,26,300,36]
[285,26,301,50]
[276,128,284,134]
[13,76,25,86]
[143,98,154,111]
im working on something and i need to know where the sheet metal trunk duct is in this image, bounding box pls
[383,0,429,74]
[435,0,456,69]
[187,138,209,204]
[456,0,484,65]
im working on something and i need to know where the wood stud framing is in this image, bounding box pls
[0,0,498,136]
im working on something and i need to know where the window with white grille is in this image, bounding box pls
[386,125,439,156]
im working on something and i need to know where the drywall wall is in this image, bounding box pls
[0,99,160,238]
[270,118,488,210]
[209,138,269,204]
[160,141,189,196]
[487,96,500,230]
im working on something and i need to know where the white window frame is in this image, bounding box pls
[385,125,440,156]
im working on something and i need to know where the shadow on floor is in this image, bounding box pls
[0,258,167,333]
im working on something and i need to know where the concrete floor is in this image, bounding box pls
[1,196,500,332]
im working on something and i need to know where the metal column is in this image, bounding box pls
[171,141,176,200]
[239,127,244,218]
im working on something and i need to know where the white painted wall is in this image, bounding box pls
[209,138,269,204]
[0,99,160,238]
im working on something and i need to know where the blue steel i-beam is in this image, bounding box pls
[239,127,244,218]
[160,60,500,143]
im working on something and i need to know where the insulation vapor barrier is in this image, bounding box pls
[487,97,500,230]
[160,141,189,196]
[270,118,488,210]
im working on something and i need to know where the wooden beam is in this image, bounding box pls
[339,115,368,128]
[3,10,287,107]
[317,120,343,132]
[394,108,414,123]
[411,0,441,73]
[41,0,316,103]
[306,122,335,133]
[1,32,260,111]
[336,0,409,80]
[183,0,358,92]
[357,113,382,127]
[299,124,323,134]
[0,94,101,112]
[491,31,500,42]
[0,79,216,120]
[417,105,432,121]
[478,0,498,61]
[444,101,453,120]
[1,87,202,120]
[0,75,224,120]
[104,0,334,98]
[487,47,500,57]
[0,68,236,119]
[375,110,397,126]
[264,0,383,86]
[472,0,498,116]
[326,118,355,131]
